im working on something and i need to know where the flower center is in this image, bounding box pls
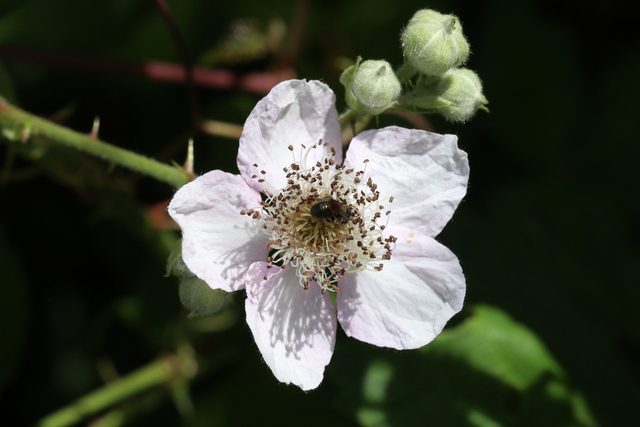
[241,141,396,292]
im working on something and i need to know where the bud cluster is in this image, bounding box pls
[340,8,488,122]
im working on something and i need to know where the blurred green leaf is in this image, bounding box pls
[330,305,598,427]
[429,305,599,426]
[198,18,286,67]
[429,304,564,390]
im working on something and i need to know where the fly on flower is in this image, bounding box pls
[309,195,351,224]
[168,80,469,391]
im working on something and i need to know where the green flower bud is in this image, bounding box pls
[435,68,488,122]
[341,58,401,115]
[167,240,232,318]
[398,68,488,122]
[351,60,401,115]
[401,9,470,76]
[177,273,232,318]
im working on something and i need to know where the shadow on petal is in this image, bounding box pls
[246,264,337,374]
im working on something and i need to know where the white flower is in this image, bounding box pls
[168,80,469,390]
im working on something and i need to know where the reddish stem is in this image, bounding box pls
[0,46,293,94]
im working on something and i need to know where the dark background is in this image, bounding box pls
[1,0,638,425]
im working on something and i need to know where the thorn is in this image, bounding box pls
[20,122,32,143]
[90,116,101,139]
[184,139,195,177]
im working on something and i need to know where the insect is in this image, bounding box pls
[310,195,351,224]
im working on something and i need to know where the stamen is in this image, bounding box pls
[242,142,395,292]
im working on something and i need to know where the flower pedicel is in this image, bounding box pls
[169,79,469,390]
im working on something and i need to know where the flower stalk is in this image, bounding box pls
[0,97,189,188]
[37,355,188,427]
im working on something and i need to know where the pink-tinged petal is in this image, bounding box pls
[237,80,342,193]
[168,170,269,292]
[245,262,337,390]
[337,227,465,349]
[344,126,469,237]
[388,225,466,312]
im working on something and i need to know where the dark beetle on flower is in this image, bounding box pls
[310,195,351,224]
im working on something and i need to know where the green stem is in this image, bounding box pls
[38,356,184,427]
[338,108,358,124]
[339,111,372,149]
[0,97,189,188]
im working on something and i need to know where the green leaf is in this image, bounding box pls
[329,304,599,427]
[198,18,285,66]
[429,304,564,390]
